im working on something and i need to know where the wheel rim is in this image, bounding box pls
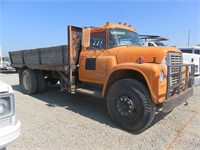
[115,95,137,118]
[23,73,30,90]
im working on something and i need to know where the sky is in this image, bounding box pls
[0,0,199,56]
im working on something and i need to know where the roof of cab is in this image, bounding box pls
[96,22,137,33]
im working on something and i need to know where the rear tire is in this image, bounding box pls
[35,71,46,93]
[107,78,155,132]
[21,69,37,95]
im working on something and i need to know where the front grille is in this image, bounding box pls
[166,52,195,99]
[169,53,182,65]
[169,53,183,86]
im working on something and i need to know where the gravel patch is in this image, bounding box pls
[1,72,199,150]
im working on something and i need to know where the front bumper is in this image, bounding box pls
[0,120,21,149]
[162,87,194,113]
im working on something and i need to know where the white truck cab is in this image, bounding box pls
[0,47,21,150]
[177,46,200,86]
[140,35,168,47]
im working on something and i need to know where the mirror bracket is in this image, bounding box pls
[82,27,90,47]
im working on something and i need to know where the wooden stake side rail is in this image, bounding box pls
[9,45,69,72]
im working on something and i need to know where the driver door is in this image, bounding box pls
[79,30,108,84]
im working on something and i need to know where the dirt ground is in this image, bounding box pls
[1,72,199,150]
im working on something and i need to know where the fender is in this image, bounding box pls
[102,63,167,104]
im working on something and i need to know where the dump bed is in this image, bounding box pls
[9,45,69,72]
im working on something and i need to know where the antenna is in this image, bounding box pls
[187,29,190,46]
[0,46,2,68]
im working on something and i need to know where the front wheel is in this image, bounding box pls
[107,79,155,132]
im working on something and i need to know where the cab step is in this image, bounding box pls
[76,88,102,98]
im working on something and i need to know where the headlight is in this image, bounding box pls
[159,71,165,82]
[0,93,14,119]
[0,99,10,114]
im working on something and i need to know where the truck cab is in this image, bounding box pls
[177,46,200,86]
[0,48,21,149]
[0,59,14,71]
[78,23,194,130]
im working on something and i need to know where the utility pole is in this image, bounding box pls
[187,29,190,46]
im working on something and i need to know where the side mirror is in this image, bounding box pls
[82,28,90,47]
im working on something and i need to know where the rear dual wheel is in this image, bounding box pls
[22,69,45,94]
[35,71,45,93]
[22,69,37,94]
[107,79,155,132]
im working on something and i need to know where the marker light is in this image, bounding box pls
[106,21,110,26]
[138,56,144,64]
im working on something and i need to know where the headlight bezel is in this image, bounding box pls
[0,93,15,119]
[161,53,170,71]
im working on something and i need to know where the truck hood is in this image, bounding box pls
[116,46,181,64]
[0,81,13,93]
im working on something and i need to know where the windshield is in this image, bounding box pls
[154,41,165,46]
[108,28,142,48]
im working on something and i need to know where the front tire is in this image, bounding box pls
[22,69,37,95]
[107,78,155,132]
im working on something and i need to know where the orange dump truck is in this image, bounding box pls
[9,22,195,131]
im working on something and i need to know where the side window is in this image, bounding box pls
[148,43,154,46]
[87,31,106,50]
[195,50,200,54]
[180,49,193,53]
[108,30,119,48]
